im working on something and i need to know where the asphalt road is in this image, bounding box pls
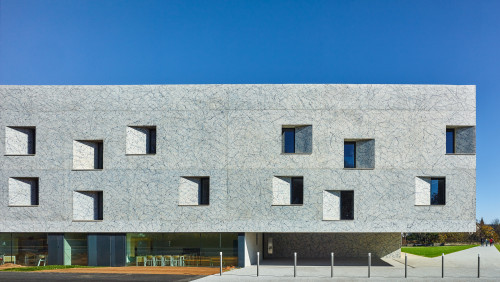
[0,272,204,281]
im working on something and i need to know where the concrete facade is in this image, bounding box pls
[0,84,476,262]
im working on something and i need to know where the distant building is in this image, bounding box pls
[0,84,476,267]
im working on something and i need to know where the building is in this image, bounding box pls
[0,84,476,267]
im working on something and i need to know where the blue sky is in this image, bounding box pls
[1,0,498,222]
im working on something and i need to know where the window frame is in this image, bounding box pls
[72,140,104,170]
[4,126,36,156]
[8,177,39,207]
[72,190,104,221]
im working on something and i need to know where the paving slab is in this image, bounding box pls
[197,247,500,281]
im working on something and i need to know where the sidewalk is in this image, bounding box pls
[196,247,500,281]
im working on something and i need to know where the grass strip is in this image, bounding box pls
[401,245,479,258]
[1,265,97,272]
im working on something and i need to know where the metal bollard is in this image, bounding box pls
[405,253,407,278]
[294,252,297,277]
[478,253,480,278]
[331,252,334,278]
[368,253,371,278]
[441,253,444,278]
[220,252,223,276]
[257,252,260,277]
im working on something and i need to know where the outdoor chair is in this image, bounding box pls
[155,255,163,266]
[172,255,180,266]
[145,255,155,266]
[136,256,146,266]
[163,255,172,266]
[37,255,46,266]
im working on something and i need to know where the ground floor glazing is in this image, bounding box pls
[0,233,239,267]
[0,232,401,267]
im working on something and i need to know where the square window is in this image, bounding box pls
[179,177,210,206]
[73,191,103,220]
[323,190,354,220]
[5,126,36,155]
[344,139,375,169]
[8,177,39,206]
[446,126,475,154]
[73,140,103,170]
[126,126,156,155]
[282,125,312,154]
[272,176,304,205]
[415,177,446,206]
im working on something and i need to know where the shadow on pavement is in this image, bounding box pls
[262,257,393,266]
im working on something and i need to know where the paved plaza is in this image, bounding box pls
[198,246,500,281]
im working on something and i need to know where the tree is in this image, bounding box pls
[480,225,499,241]
[438,233,469,243]
[491,218,500,226]
[406,233,440,245]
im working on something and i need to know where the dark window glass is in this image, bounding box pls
[97,191,103,220]
[430,178,445,205]
[446,129,455,154]
[148,128,156,154]
[340,191,354,220]
[283,128,295,153]
[31,128,36,155]
[344,142,356,168]
[199,178,210,205]
[32,179,39,206]
[96,142,104,169]
[291,177,303,204]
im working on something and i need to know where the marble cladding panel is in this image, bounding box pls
[322,190,340,220]
[0,84,476,112]
[356,139,375,168]
[272,177,292,205]
[455,126,476,154]
[126,126,149,154]
[294,125,312,154]
[264,233,401,259]
[178,177,201,205]
[73,141,100,169]
[415,177,431,205]
[0,84,476,233]
[73,191,100,220]
[5,127,35,155]
[8,177,38,206]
